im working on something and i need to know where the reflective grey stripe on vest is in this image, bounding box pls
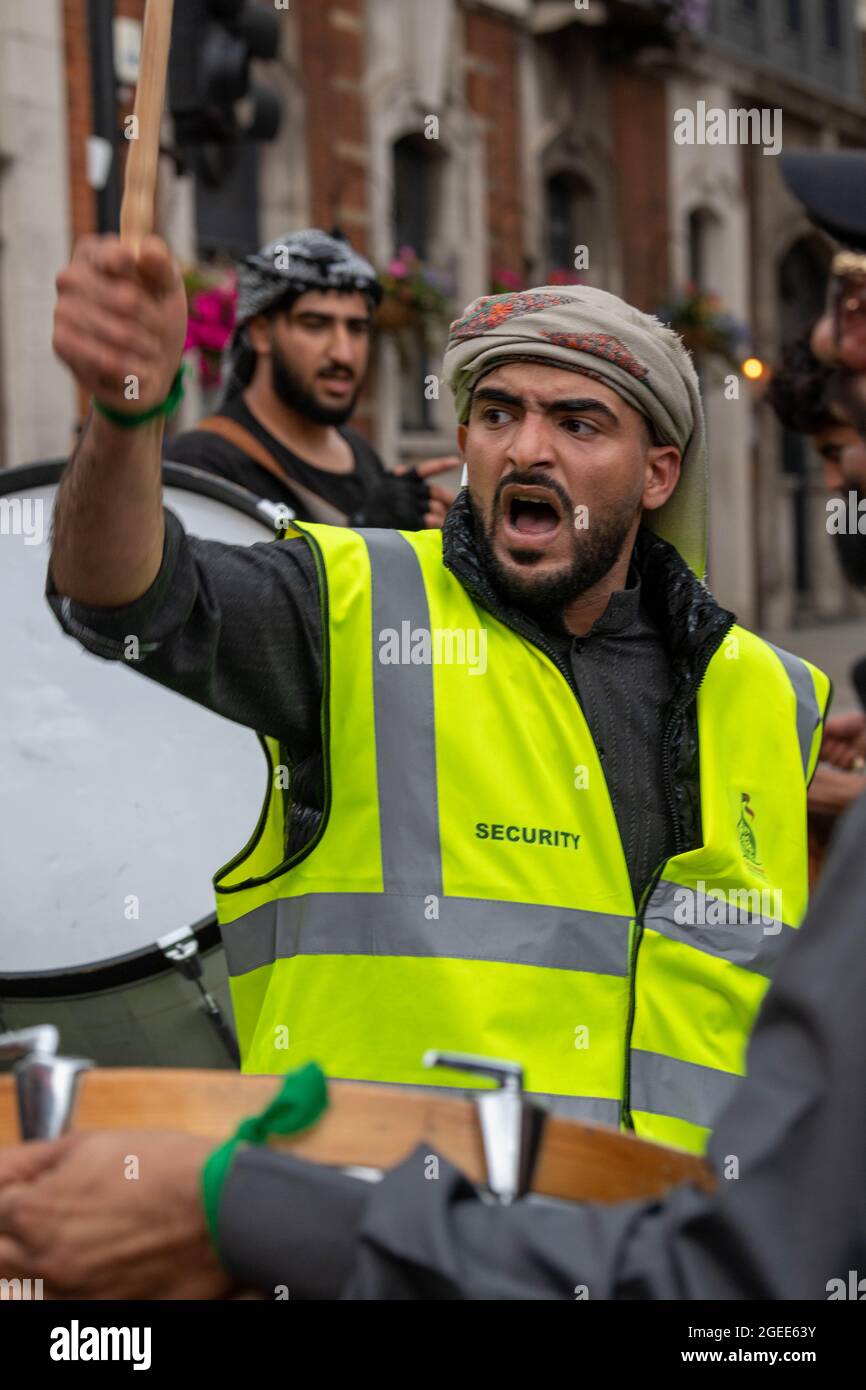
[764,641,821,776]
[538,1094,621,1125]
[331,1074,621,1127]
[362,528,443,896]
[220,893,631,979]
[643,880,796,978]
[630,1049,742,1130]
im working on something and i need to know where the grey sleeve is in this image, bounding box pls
[46,507,323,754]
[217,1146,372,1301]
[216,789,866,1300]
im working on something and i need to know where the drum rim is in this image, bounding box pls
[3,457,271,992]
[0,457,276,530]
[0,915,224,997]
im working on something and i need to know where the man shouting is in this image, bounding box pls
[49,237,828,1153]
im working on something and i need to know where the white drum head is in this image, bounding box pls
[0,463,276,976]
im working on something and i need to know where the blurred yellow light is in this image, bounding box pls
[742,357,765,381]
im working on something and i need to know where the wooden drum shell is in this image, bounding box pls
[0,1069,713,1205]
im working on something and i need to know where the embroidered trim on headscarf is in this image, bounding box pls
[448,291,574,342]
[539,331,650,381]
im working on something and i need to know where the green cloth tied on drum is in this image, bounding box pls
[201,1062,328,1245]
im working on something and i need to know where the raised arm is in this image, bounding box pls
[50,233,187,606]
[49,233,322,757]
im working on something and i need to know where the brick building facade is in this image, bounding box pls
[3,0,866,626]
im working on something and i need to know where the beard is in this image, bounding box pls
[270,341,361,426]
[468,471,640,620]
[833,488,866,588]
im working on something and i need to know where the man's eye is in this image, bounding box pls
[482,408,512,425]
[564,418,599,437]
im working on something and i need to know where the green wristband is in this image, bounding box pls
[200,1061,329,1248]
[93,365,186,428]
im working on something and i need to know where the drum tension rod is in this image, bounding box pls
[158,928,241,1067]
[0,1026,93,1142]
[423,1050,546,1205]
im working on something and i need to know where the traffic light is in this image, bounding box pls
[169,0,282,181]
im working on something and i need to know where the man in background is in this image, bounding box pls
[168,228,455,528]
[767,329,866,505]
[767,331,866,829]
[767,334,866,828]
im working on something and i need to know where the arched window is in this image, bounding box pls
[392,133,442,261]
[823,0,842,50]
[687,206,723,293]
[785,0,803,32]
[776,234,833,599]
[390,133,447,432]
[543,171,597,282]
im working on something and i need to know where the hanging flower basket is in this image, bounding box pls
[376,247,455,349]
[655,286,749,369]
[376,293,419,334]
[182,266,237,390]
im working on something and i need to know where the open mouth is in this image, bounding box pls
[501,485,566,543]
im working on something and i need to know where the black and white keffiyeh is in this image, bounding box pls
[235,229,383,324]
[223,229,382,397]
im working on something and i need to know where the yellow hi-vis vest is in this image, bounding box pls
[215,524,830,1154]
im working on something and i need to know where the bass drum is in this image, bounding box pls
[0,460,283,1068]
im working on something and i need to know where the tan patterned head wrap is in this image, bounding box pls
[443,285,708,578]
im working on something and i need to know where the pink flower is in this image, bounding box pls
[184,282,236,356]
[186,321,231,353]
[494,268,524,292]
[388,259,408,279]
[194,291,227,323]
[548,269,584,286]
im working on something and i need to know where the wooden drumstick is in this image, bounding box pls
[119,0,175,250]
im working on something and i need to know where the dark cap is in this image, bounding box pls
[780,149,866,252]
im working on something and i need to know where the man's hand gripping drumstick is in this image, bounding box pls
[51,0,186,608]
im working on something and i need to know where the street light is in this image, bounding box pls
[742,357,766,382]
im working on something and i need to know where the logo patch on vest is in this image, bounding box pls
[737,792,763,873]
[475,822,581,850]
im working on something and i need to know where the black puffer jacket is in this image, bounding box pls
[281,495,736,868]
[441,491,736,859]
